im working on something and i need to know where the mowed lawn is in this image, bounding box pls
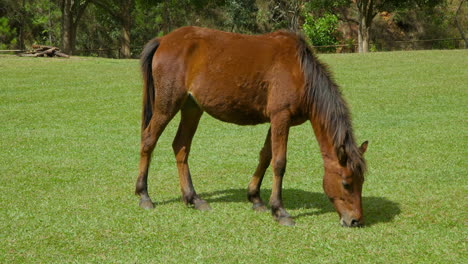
[0,50,466,263]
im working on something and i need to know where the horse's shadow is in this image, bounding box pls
[159,188,400,226]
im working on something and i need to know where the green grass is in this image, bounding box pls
[1,50,466,263]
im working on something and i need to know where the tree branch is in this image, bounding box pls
[335,6,359,25]
[93,0,120,20]
[74,0,91,26]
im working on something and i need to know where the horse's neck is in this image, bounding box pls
[310,117,337,165]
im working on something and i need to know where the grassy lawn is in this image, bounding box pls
[0,50,466,263]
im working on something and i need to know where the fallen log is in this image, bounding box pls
[34,47,58,57]
[18,45,69,58]
[31,44,56,51]
[54,51,70,58]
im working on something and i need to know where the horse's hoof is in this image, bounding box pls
[252,203,268,212]
[194,199,212,211]
[278,217,295,226]
[139,199,155,209]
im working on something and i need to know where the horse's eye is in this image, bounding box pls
[342,181,351,190]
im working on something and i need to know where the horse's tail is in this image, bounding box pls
[140,37,160,130]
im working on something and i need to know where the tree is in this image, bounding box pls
[338,0,406,53]
[0,0,62,49]
[93,0,134,58]
[455,0,467,48]
[0,17,17,49]
[302,13,339,50]
[1,0,458,56]
[267,0,303,32]
[355,0,374,52]
[225,0,258,32]
[357,0,449,52]
[60,0,92,54]
[313,0,445,53]
[0,0,22,49]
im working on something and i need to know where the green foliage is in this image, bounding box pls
[306,0,350,10]
[76,4,122,57]
[224,0,258,33]
[0,0,61,49]
[302,13,339,50]
[0,17,17,49]
[372,0,461,50]
[301,0,346,51]
[0,0,461,54]
[264,0,302,31]
[132,0,163,45]
[26,0,61,46]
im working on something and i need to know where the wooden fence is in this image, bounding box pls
[1,38,465,58]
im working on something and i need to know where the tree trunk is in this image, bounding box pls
[19,0,26,50]
[289,0,302,32]
[356,0,375,53]
[61,0,90,55]
[455,0,467,48]
[120,0,132,58]
[48,3,53,45]
[358,15,370,53]
[120,23,131,58]
[70,17,78,55]
[61,0,73,54]
[93,0,133,58]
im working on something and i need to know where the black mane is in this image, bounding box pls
[296,35,366,178]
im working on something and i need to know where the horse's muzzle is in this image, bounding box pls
[340,217,364,228]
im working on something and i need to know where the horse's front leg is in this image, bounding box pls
[269,112,295,226]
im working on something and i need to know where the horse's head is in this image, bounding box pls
[323,141,368,227]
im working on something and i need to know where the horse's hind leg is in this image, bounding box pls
[136,109,178,209]
[172,96,210,211]
[247,128,271,212]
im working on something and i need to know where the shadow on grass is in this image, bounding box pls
[158,188,400,226]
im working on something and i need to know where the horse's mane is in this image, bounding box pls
[295,34,366,178]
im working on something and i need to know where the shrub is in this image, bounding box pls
[302,12,339,52]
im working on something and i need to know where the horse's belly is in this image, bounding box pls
[190,92,269,125]
[204,106,269,125]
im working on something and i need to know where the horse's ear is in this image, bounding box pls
[337,145,347,165]
[360,141,368,154]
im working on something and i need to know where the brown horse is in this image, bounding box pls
[135,26,368,227]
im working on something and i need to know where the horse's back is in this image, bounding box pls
[153,27,306,125]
